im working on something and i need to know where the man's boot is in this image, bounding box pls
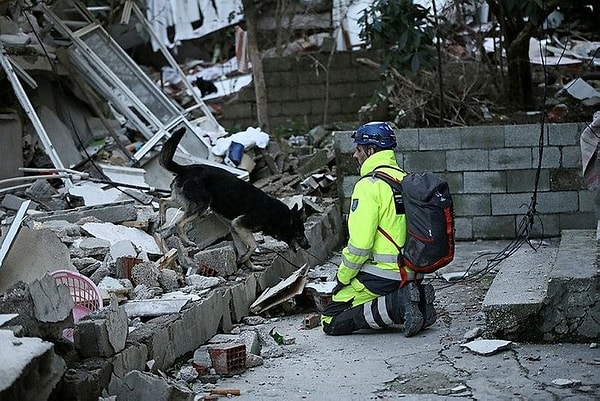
[322,282,424,337]
[418,283,437,329]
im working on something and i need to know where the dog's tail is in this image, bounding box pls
[160,127,186,175]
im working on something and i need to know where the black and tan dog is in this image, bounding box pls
[159,128,310,269]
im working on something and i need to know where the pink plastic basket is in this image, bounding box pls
[51,269,103,341]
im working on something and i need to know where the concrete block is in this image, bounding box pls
[75,301,128,358]
[561,145,582,168]
[38,219,81,237]
[418,127,461,150]
[1,194,35,211]
[453,194,491,217]
[186,213,230,250]
[57,358,113,401]
[532,146,561,169]
[472,215,515,239]
[194,242,238,277]
[0,331,66,401]
[491,193,532,215]
[333,130,356,154]
[559,211,596,230]
[549,169,582,191]
[572,190,600,211]
[536,191,579,213]
[77,237,111,257]
[489,148,532,169]
[112,343,149,379]
[526,214,560,237]
[454,217,473,240]
[446,149,487,172]
[109,240,138,260]
[546,123,580,146]
[107,370,194,401]
[131,262,160,287]
[460,125,505,149]
[464,171,506,193]
[229,274,258,322]
[30,274,73,323]
[25,179,68,211]
[404,150,447,172]
[506,169,550,192]
[504,124,546,147]
[395,128,419,151]
[482,244,558,341]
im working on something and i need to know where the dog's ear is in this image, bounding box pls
[291,204,299,212]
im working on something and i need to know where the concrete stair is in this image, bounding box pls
[482,229,600,342]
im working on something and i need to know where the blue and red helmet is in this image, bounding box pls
[351,122,397,149]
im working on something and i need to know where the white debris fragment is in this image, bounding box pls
[463,327,483,341]
[461,339,512,356]
[551,378,582,388]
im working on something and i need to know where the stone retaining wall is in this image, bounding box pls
[334,123,595,240]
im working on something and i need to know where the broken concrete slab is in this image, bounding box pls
[31,201,138,224]
[121,298,190,318]
[25,179,68,211]
[1,193,35,211]
[542,229,600,342]
[0,226,76,294]
[483,230,600,343]
[30,273,74,323]
[107,370,194,401]
[0,330,66,401]
[482,243,558,341]
[193,242,237,276]
[75,300,127,358]
[68,182,122,207]
[82,222,161,255]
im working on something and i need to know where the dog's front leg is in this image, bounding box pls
[176,213,199,247]
[231,217,262,271]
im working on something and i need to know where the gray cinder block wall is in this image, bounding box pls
[334,123,595,240]
[217,51,382,131]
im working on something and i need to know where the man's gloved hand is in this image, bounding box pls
[331,278,346,295]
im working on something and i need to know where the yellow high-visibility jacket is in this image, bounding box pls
[337,150,407,295]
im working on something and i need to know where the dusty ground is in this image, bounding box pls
[195,240,600,400]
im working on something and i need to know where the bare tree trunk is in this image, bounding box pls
[242,0,270,132]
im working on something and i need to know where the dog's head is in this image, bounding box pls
[284,204,310,252]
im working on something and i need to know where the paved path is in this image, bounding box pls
[211,240,600,400]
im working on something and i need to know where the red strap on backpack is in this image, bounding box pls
[377,226,411,288]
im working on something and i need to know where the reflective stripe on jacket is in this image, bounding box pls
[337,150,407,294]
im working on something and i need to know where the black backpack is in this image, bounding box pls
[366,167,455,274]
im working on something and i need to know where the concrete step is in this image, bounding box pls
[482,240,558,341]
[482,229,600,342]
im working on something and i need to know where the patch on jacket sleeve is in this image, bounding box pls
[351,198,359,212]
